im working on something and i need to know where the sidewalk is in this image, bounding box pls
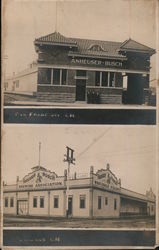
[4,100,156,109]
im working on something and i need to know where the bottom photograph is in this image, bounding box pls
[3,125,156,230]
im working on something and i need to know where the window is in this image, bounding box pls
[105,197,108,205]
[98,196,102,209]
[151,205,154,212]
[33,197,37,208]
[4,82,8,90]
[95,71,116,87]
[76,70,86,77]
[40,197,44,208]
[62,69,67,85]
[14,80,19,88]
[13,81,19,88]
[38,68,67,85]
[80,195,86,209]
[5,197,8,207]
[102,72,108,87]
[114,199,117,210]
[95,71,100,86]
[38,68,51,84]
[53,69,60,85]
[109,72,115,87]
[10,197,14,207]
[54,196,59,208]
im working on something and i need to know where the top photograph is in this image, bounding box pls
[3,0,157,108]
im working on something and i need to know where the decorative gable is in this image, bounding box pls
[89,44,105,52]
[95,163,121,191]
[17,166,63,190]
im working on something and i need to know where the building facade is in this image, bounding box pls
[34,32,155,105]
[3,164,155,218]
[4,62,37,95]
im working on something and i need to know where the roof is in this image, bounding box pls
[34,32,155,58]
[120,188,155,203]
[120,38,155,53]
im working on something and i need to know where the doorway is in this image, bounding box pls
[17,200,28,215]
[68,197,73,216]
[123,74,144,105]
[76,80,86,101]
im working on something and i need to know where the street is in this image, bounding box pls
[4,215,155,228]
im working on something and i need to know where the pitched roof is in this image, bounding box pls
[35,32,77,46]
[120,38,155,53]
[34,32,155,57]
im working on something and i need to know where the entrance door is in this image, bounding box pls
[17,200,28,215]
[68,197,73,216]
[76,80,86,101]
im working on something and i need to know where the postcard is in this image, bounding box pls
[1,0,159,249]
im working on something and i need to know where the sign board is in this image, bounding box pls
[18,166,64,190]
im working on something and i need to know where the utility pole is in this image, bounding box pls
[55,1,57,32]
[64,146,75,217]
[38,142,41,166]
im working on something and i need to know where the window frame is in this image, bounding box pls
[105,197,108,206]
[54,196,59,208]
[40,196,44,208]
[79,195,86,209]
[98,196,102,209]
[5,197,8,207]
[114,198,117,210]
[10,197,14,207]
[38,68,68,86]
[95,71,116,88]
[33,197,37,208]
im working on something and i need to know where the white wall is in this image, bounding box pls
[147,201,155,216]
[29,191,49,216]
[69,188,90,217]
[93,189,120,217]
[50,190,65,217]
[4,68,37,94]
[3,192,17,215]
